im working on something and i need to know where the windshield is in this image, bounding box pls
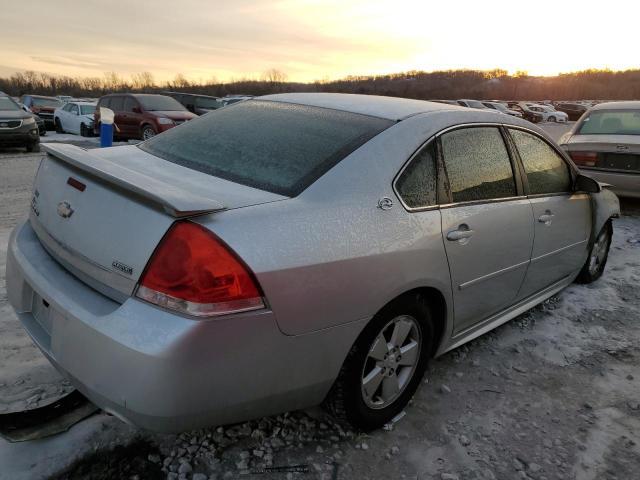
[492,103,508,111]
[137,95,186,111]
[0,96,20,111]
[195,96,220,109]
[577,110,640,135]
[32,97,62,107]
[140,100,393,197]
[80,105,96,115]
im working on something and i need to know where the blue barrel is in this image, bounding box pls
[100,123,113,148]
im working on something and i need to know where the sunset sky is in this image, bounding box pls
[1,0,636,83]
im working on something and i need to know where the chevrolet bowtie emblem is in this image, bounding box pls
[57,201,74,219]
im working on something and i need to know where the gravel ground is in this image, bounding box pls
[1,123,639,480]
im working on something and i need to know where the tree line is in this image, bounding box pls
[2,68,640,101]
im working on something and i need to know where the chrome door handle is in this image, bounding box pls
[538,210,555,225]
[447,227,474,241]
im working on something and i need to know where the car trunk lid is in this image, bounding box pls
[566,134,640,172]
[30,144,286,302]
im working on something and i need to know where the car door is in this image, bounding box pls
[120,96,142,137]
[107,96,125,136]
[56,103,70,130]
[68,103,82,134]
[507,128,592,297]
[439,126,534,334]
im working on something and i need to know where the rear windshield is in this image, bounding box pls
[31,97,62,107]
[578,110,640,135]
[137,95,186,112]
[140,100,392,196]
[0,97,20,111]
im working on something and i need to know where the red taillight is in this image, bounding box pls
[136,221,264,317]
[569,151,598,167]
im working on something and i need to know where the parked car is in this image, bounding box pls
[164,92,222,115]
[559,101,640,198]
[430,100,459,105]
[0,94,40,151]
[56,95,74,103]
[94,93,197,140]
[20,95,62,129]
[54,101,97,136]
[7,94,619,433]
[525,104,568,123]
[481,101,523,118]
[456,99,491,110]
[220,95,253,107]
[16,102,46,136]
[511,102,544,123]
[555,102,589,121]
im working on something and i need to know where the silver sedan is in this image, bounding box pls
[6,93,619,432]
[560,101,640,198]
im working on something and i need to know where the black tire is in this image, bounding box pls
[576,220,612,284]
[323,294,434,431]
[26,142,40,153]
[55,118,63,133]
[141,125,156,140]
[548,116,556,123]
[80,123,88,137]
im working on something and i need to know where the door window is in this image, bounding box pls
[69,104,79,115]
[395,141,437,208]
[110,96,124,112]
[441,127,516,203]
[123,97,138,113]
[509,129,572,195]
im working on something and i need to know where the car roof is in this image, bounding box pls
[260,93,462,121]
[164,91,218,99]
[70,101,97,106]
[590,101,640,111]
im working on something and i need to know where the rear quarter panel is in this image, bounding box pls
[195,112,478,337]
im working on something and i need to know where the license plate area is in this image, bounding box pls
[31,292,53,337]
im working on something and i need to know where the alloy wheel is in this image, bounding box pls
[361,315,422,409]
[588,228,609,275]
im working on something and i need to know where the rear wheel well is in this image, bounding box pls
[381,287,447,357]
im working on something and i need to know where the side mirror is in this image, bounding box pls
[575,173,601,193]
[132,106,141,114]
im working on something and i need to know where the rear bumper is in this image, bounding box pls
[6,220,363,432]
[579,168,640,199]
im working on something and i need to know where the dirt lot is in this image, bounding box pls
[1,124,639,480]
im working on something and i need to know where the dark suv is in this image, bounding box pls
[20,95,62,129]
[94,93,197,140]
[554,102,589,121]
[164,92,222,115]
[0,95,40,152]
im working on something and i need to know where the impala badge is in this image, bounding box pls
[57,201,74,219]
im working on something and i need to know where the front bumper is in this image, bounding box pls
[0,129,39,146]
[6,220,363,432]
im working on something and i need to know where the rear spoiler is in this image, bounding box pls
[42,144,226,218]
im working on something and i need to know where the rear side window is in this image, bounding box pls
[395,141,437,208]
[441,127,516,203]
[509,129,571,195]
[140,100,393,197]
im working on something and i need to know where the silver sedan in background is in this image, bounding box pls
[6,94,619,432]
[560,101,640,198]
